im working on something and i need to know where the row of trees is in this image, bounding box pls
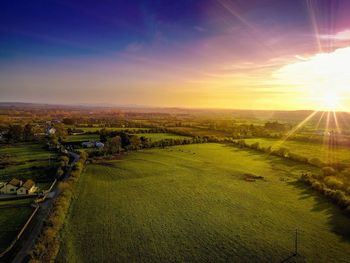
[92,130,208,156]
[29,151,88,262]
[231,139,337,169]
[229,139,350,216]
[300,172,350,216]
[2,124,36,143]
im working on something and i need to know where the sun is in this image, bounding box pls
[318,92,342,111]
[274,46,350,111]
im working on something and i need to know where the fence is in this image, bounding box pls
[0,204,40,258]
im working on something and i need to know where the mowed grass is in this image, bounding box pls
[244,138,350,163]
[136,133,191,142]
[58,144,350,263]
[0,206,33,252]
[0,143,57,181]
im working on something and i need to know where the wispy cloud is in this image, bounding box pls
[125,42,143,52]
[320,30,350,41]
[193,26,206,32]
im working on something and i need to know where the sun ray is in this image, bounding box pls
[306,0,323,52]
[273,110,318,149]
[322,111,331,164]
[315,111,325,130]
[332,111,341,134]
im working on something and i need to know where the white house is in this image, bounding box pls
[82,141,104,149]
[82,141,95,148]
[0,178,22,194]
[17,179,36,195]
[0,178,37,195]
[95,142,104,149]
[47,127,56,135]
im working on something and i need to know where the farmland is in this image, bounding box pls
[79,127,150,133]
[135,133,191,142]
[57,144,350,262]
[0,205,34,253]
[0,143,58,182]
[64,134,100,143]
[244,138,350,164]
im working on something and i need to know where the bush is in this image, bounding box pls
[289,152,308,163]
[322,167,337,177]
[324,176,343,190]
[309,158,324,168]
[311,181,324,192]
[29,151,87,262]
[346,187,350,195]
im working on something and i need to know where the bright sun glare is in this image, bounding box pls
[319,92,341,111]
[274,47,350,111]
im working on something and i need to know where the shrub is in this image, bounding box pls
[273,147,289,158]
[311,181,324,192]
[324,176,343,190]
[29,151,87,262]
[250,142,260,150]
[346,187,350,195]
[289,152,308,163]
[309,158,324,168]
[322,167,337,177]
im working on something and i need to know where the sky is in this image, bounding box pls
[1,0,350,110]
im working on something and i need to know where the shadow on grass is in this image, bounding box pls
[224,144,350,243]
[287,180,350,243]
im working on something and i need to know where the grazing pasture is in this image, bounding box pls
[0,205,34,252]
[58,144,350,262]
[171,127,231,137]
[64,134,100,143]
[79,127,150,133]
[244,138,350,163]
[0,143,58,182]
[136,133,190,141]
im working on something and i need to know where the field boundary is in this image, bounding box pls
[0,204,39,258]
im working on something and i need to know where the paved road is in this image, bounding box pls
[8,152,80,263]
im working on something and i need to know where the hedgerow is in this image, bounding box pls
[28,151,88,262]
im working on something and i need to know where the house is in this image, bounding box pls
[0,178,22,194]
[17,179,36,195]
[47,127,56,135]
[95,142,104,149]
[82,141,95,148]
[82,141,104,149]
[0,178,37,195]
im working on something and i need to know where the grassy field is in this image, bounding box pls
[0,143,58,182]
[244,138,350,164]
[58,144,350,262]
[79,127,150,132]
[136,133,190,141]
[0,206,34,252]
[65,134,100,143]
[171,127,231,137]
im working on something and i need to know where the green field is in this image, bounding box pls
[58,144,350,262]
[0,206,34,252]
[0,143,57,181]
[136,133,190,142]
[79,127,150,132]
[65,134,100,142]
[244,138,350,163]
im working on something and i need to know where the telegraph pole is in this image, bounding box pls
[294,229,298,256]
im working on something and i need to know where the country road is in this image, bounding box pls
[6,152,80,263]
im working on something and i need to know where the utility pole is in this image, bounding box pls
[294,229,298,256]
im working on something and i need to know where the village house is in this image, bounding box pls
[0,178,37,195]
[17,180,36,195]
[82,141,104,149]
[46,127,56,135]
